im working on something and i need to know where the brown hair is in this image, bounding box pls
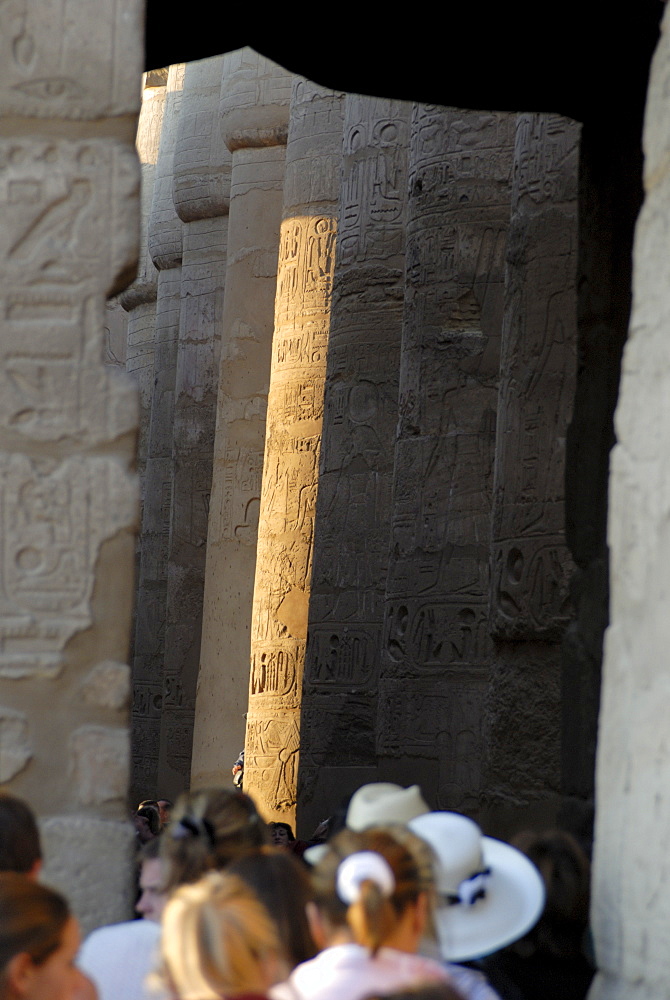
[161,788,266,890]
[159,871,282,999]
[0,873,69,971]
[228,849,317,968]
[0,795,41,875]
[311,828,430,955]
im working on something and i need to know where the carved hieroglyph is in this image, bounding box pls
[0,0,141,932]
[194,51,292,789]
[157,56,231,796]
[244,80,344,824]
[482,114,579,825]
[378,106,514,816]
[298,95,411,827]
[131,64,184,801]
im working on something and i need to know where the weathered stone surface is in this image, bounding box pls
[195,52,291,790]
[69,725,129,805]
[244,80,344,824]
[0,0,142,121]
[482,113,579,832]
[0,455,136,678]
[377,106,514,817]
[80,660,130,710]
[0,706,31,780]
[590,7,670,997]
[298,94,411,830]
[131,65,183,802]
[40,816,135,935]
[158,56,230,797]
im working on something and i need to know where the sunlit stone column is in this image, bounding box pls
[195,51,292,788]
[131,64,184,801]
[157,56,231,796]
[378,107,514,817]
[0,0,142,931]
[242,80,344,825]
[483,113,579,831]
[590,9,670,998]
[298,95,411,830]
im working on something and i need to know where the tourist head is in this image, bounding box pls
[134,804,160,844]
[227,849,317,969]
[0,873,91,1000]
[156,799,173,827]
[160,870,286,999]
[346,784,430,832]
[161,788,266,890]
[0,795,41,879]
[408,812,545,962]
[267,822,294,848]
[310,828,432,955]
[135,838,168,923]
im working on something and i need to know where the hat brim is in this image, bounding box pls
[432,836,545,962]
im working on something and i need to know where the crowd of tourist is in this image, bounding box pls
[0,783,595,1000]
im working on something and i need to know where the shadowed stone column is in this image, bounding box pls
[589,9,670,997]
[196,51,292,788]
[378,106,514,817]
[131,63,184,801]
[242,80,344,825]
[0,0,142,931]
[483,113,579,834]
[120,71,167,496]
[157,56,231,797]
[298,95,411,831]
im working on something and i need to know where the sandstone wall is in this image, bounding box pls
[0,0,142,931]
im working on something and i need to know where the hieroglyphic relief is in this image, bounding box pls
[0,0,141,119]
[0,139,138,448]
[377,106,514,813]
[245,714,300,813]
[490,113,579,639]
[243,82,343,823]
[0,454,136,678]
[296,97,411,826]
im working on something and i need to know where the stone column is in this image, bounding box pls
[483,113,579,833]
[589,8,670,998]
[131,64,184,803]
[119,71,167,493]
[298,95,411,831]
[378,107,514,817]
[0,0,141,931]
[157,56,231,797]
[242,80,344,825]
[194,50,292,789]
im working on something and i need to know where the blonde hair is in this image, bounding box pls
[160,871,282,1000]
[311,828,432,955]
[161,788,266,890]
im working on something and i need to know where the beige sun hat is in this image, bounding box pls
[346,782,430,831]
[409,811,545,962]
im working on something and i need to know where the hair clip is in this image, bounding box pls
[171,815,216,848]
[336,851,396,905]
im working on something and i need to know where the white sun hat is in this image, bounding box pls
[409,811,545,963]
[346,782,430,831]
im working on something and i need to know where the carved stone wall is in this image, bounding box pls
[0,0,142,932]
[131,63,184,802]
[243,80,344,824]
[377,107,514,817]
[483,113,579,833]
[156,56,231,798]
[193,51,292,789]
[298,95,411,831]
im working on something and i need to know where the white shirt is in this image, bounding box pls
[270,943,500,1000]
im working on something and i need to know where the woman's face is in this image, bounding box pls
[21,917,94,1000]
[270,826,290,847]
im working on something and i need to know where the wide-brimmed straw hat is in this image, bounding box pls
[346,782,430,831]
[409,811,545,962]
